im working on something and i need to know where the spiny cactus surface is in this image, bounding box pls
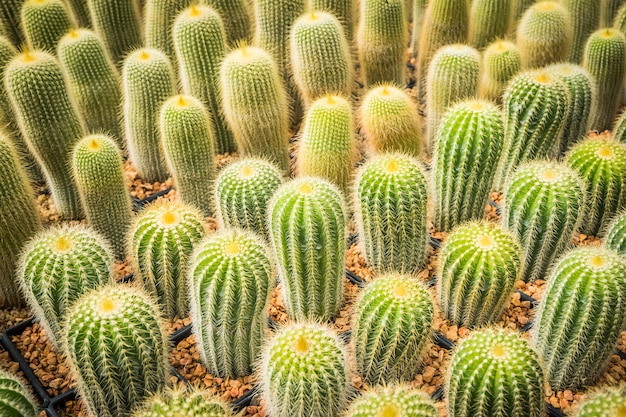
[0,369,37,417]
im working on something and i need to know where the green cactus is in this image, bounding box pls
[433,100,504,232]
[531,246,626,390]
[0,0,26,46]
[190,229,272,378]
[57,29,123,147]
[203,0,252,45]
[425,44,481,148]
[409,0,428,58]
[5,50,85,219]
[173,4,236,154]
[468,0,511,49]
[0,135,41,308]
[269,177,346,321]
[357,0,407,88]
[345,385,438,417]
[605,210,626,255]
[63,284,169,417]
[566,137,626,236]
[479,40,522,102]
[129,201,205,319]
[296,94,355,192]
[122,48,174,182]
[359,85,424,157]
[0,369,37,417]
[260,322,348,417]
[353,274,434,386]
[65,0,91,27]
[21,0,75,52]
[145,0,193,66]
[18,225,113,347]
[510,0,537,31]
[160,95,216,217]
[561,0,601,63]
[354,153,429,275]
[602,0,625,26]
[311,0,354,40]
[220,45,290,173]
[134,389,233,417]
[614,3,626,32]
[583,28,626,133]
[573,386,626,417]
[447,329,545,417]
[615,111,626,142]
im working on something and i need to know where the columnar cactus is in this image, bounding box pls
[63,285,169,417]
[0,0,26,46]
[447,329,545,417]
[220,46,290,173]
[503,161,586,282]
[173,4,235,154]
[345,385,438,417]
[65,0,90,27]
[134,389,233,417]
[583,28,626,133]
[359,85,424,157]
[438,222,522,328]
[615,3,626,32]
[122,48,174,182]
[18,225,113,347]
[566,137,626,236]
[531,246,626,390]
[311,0,354,40]
[297,94,355,192]
[410,0,428,57]
[468,0,511,49]
[260,323,348,417]
[433,100,504,232]
[160,95,216,217]
[0,370,37,417]
[353,274,434,386]
[573,386,626,417]
[354,154,429,275]
[269,177,346,321]
[510,0,537,32]
[5,50,85,219]
[21,0,75,52]
[561,0,601,63]
[605,211,626,255]
[614,111,626,142]
[145,0,193,66]
[129,201,205,319]
[190,229,273,378]
[291,11,352,104]
[479,40,522,102]
[602,0,625,26]
[203,0,252,45]
[0,36,18,136]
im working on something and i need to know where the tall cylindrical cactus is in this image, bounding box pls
[145,0,193,66]
[410,0,428,58]
[345,385,438,417]
[0,0,26,46]
[573,387,626,417]
[479,40,521,102]
[0,369,37,417]
[468,0,511,49]
[65,0,90,27]
[602,0,625,26]
[311,0,354,40]
[605,210,626,255]
[269,177,346,321]
[20,0,75,52]
[614,110,626,142]
[203,0,252,45]
[134,389,233,417]
[509,0,538,33]
[354,153,429,275]
[561,0,601,63]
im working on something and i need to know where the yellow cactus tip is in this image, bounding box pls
[385,159,399,173]
[477,235,495,249]
[535,72,551,84]
[589,255,605,268]
[87,138,101,151]
[189,3,201,17]
[161,209,177,226]
[294,333,310,354]
[541,169,558,182]
[225,241,240,256]
[617,405,626,417]
[393,282,407,298]
[68,28,79,39]
[240,165,254,178]
[309,10,318,20]
[299,182,313,195]
[21,50,36,63]
[139,50,150,60]
[537,1,555,11]
[380,86,391,96]
[469,101,485,111]
[379,404,399,417]
[597,146,614,159]
[495,40,506,52]
[326,94,336,105]
[54,236,72,252]
[240,42,249,58]
[100,297,116,314]
[176,95,187,107]
[602,28,614,38]
[491,344,507,358]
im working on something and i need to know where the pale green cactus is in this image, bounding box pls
[0,369,37,417]
[311,0,354,40]
[203,0,253,45]
[145,0,193,66]
[345,385,438,417]
[573,386,626,417]
[561,0,601,63]
[479,40,522,102]
[605,210,626,255]
[21,0,75,52]
[134,389,233,417]
[469,0,512,49]
[602,0,625,26]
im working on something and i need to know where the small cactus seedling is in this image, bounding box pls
[479,40,521,102]
[573,386,626,417]
[438,222,522,328]
[260,322,348,417]
[203,0,253,45]
[145,0,193,66]
[345,385,438,417]
[447,329,545,417]
[63,284,169,417]
[18,225,113,348]
[531,246,626,390]
[269,177,347,321]
[561,0,601,63]
[134,389,233,417]
[354,153,429,274]
[605,211,626,255]
[468,0,511,49]
[503,161,586,282]
[433,100,504,232]
[189,229,273,378]
[353,274,434,386]
[21,0,75,52]
[129,201,206,319]
[311,0,355,40]
[0,369,37,417]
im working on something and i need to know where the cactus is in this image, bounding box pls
[345,385,438,417]
[269,177,346,321]
[359,85,424,157]
[479,40,521,102]
[190,229,273,378]
[425,44,481,148]
[5,50,85,219]
[129,201,205,319]
[353,274,434,386]
[122,48,174,182]
[615,110,626,142]
[134,389,232,417]
[160,95,216,217]
[447,329,545,417]
[573,386,626,417]
[0,36,18,135]
[510,0,538,31]
[291,11,352,104]
[57,29,123,147]
[354,153,429,274]
[605,210,626,255]
[203,0,252,45]
[87,0,142,66]
[260,322,348,417]
[357,0,407,88]
[173,4,235,154]
[433,100,504,232]
[561,0,601,63]
[468,0,512,49]
[566,137,626,236]
[220,46,290,173]
[615,3,626,32]
[21,0,75,52]
[410,0,428,58]
[531,246,626,390]
[0,369,37,417]
[439,222,522,328]
[63,284,169,417]
[583,28,626,133]
[503,161,586,282]
[145,0,193,66]
[311,0,354,40]
[493,69,569,190]
[18,225,113,347]
[65,0,90,27]
[0,0,26,46]
[602,0,625,26]
[296,94,355,192]
[0,135,41,308]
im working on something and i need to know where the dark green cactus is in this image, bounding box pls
[145,0,193,66]
[0,0,26,46]
[345,385,438,417]
[479,40,521,102]
[561,0,601,63]
[21,0,75,52]
[203,0,253,45]
[469,0,512,49]
[65,0,90,27]
[0,369,37,417]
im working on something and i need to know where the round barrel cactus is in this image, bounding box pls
[573,386,626,417]
[479,40,521,102]
[0,369,37,417]
[605,211,626,255]
[345,385,437,417]
[134,389,232,417]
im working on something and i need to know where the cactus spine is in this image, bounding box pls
[18,225,113,347]
[561,0,601,63]
[479,40,521,102]
[190,229,272,378]
[269,177,346,321]
[145,0,193,66]
[134,389,232,417]
[354,153,429,275]
[531,246,626,390]
[0,369,37,417]
[21,0,75,52]
[573,387,626,417]
[173,5,235,154]
[605,211,626,255]
[203,0,252,45]
[345,385,438,417]
[311,0,354,40]
[353,274,434,385]
[469,0,512,49]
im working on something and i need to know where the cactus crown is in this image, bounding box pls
[573,387,626,417]
[345,385,438,417]
[134,389,232,417]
